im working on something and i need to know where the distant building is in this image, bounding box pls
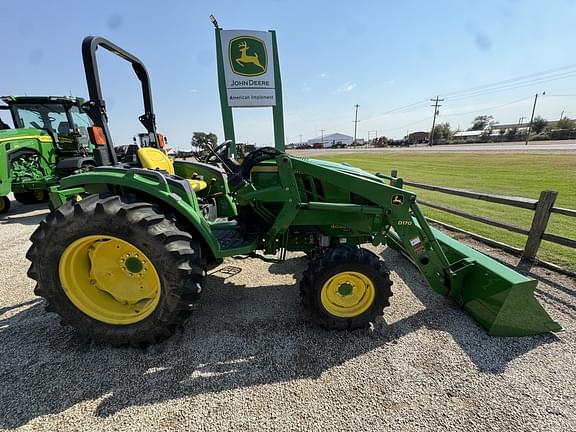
[452,130,484,140]
[406,131,429,143]
[306,132,354,148]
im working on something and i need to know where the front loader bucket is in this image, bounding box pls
[431,227,561,336]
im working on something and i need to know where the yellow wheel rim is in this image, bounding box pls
[59,235,161,325]
[320,271,375,318]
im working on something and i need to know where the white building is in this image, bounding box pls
[307,132,354,148]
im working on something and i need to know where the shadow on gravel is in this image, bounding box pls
[0,202,49,226]
[0,249,559,428]
[516,261,576,295]
[380,248,559,375]
[0,299,40,316]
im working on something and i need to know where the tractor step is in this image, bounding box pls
[214,227,260,250]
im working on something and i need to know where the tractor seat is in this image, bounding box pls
[58,121,71,135]
[137,148,208,192]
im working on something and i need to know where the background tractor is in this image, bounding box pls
[27,36,561,347]
[0,96,96,213]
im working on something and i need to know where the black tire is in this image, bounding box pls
[27,194,205,346]
[300,246,392,329]
[0,196,10,214]
[14,190,49,204]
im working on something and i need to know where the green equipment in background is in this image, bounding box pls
[26,35,560,347]
[0,96,96,213]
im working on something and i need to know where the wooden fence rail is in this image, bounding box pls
[377,170,576,277]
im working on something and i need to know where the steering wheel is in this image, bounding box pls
[206,140,233,162]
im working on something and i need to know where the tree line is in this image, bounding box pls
[432,114,576,142]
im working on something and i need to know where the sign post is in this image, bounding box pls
[213,20,285,155]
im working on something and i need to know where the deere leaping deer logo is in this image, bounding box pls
[392,194,404,206]
[229,36,267,76]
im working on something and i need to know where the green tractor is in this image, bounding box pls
[0,96,96,214]
[27,36,560,346]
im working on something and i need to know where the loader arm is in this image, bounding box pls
[242,155,561,336]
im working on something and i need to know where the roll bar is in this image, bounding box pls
[81,36,159,165]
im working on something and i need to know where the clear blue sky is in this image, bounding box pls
[1,0,576,148]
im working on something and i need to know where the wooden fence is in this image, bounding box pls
[378,170,576,277]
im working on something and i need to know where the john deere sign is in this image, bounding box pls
[220,30,275,107]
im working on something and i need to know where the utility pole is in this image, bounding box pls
[367,130,378,144]
[525,92,544,145]
[560,110,565,121]
[429,96,444,146]
[299,134,303,147]
[518,116,525,128]
[353,104,360,145]
[320,129,325,148]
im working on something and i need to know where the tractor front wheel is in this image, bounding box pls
[27,194,205,346]
[300,247,392,329]
[14,190,49,205]
[0,196,10,214]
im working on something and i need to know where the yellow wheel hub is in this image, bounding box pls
[320,271,375,318]
[59,235,161,325]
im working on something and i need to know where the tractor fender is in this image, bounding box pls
[56,157,95,172]
[57,169,221,259]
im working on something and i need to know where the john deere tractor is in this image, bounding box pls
[27,36,561,346]
[0,96,96,214]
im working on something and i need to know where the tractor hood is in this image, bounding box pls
[298,157,385,183]
[0,128,52,143]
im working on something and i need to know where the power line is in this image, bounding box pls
[378,63,576,116]
[445,71,576,102]
[441,96,533,118]
[379,99,430,115]
[441,64,576,98]
[383,117,433,132]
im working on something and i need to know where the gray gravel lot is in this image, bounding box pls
[1,200,575,431]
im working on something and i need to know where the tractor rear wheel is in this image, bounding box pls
[0,196,10,214]
[14,190,49,204]
[300,247,392,329]
[27,194,205,346]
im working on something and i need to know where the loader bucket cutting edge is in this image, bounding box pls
[429,227,561,336]
[386,222,563,336]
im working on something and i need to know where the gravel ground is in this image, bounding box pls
[1,200,575,431]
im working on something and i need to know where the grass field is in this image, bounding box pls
[319,152,576,272]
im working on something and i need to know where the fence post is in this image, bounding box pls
[522,190,558,261]
[390,169,403,188]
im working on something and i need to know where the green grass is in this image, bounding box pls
[319,152,576,272]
